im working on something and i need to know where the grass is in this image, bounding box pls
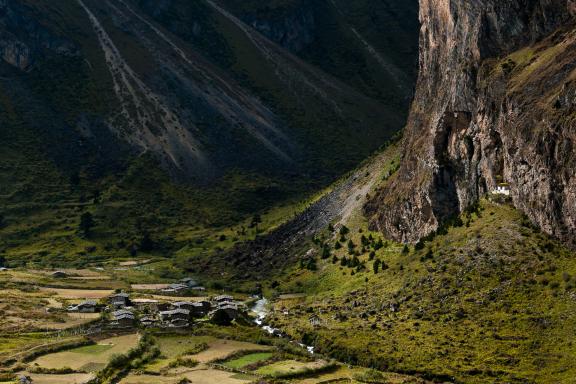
[192,339,273,364]
[223,352,274,369]
[72,344,114,355]
[256,359,331,377]
[268,199,576,383]
[32,334,139,372]
[120,369,257,384]
[155,335,214,359]
[19,372,94,384]
[38,288,115,299]
[141,335,213,373]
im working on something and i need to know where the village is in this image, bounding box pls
[0,266,424,384]
[57,274,250,329]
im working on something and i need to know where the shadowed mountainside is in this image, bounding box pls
[0,0,418,262]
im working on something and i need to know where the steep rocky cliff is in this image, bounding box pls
[0,0,77,70]
[366,0,576,247]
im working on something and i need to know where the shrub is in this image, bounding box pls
[168,357,198,368]
[353,369,386,383]
[184,342,209,355]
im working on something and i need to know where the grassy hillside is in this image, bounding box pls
[0,0,418,267]
[265,197,576,383]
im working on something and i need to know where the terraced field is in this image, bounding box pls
[256,359,331,377]
[223,352,274,369]
[16,373,94,384]
[120,369,255,384]
[193,339,273,363]
[32,334,139,372]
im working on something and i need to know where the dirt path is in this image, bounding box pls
[221,144,400,279]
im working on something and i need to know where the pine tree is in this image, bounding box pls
[307,258,317,271]
[79,212,95,237]
[373,259,381,274]
[347,240,356,250]
[321,245,331,259]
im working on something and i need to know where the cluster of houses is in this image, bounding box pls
[68,290,247,328]
[161,277,206,294]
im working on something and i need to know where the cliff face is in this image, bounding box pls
[0,0,76,70]
[239,3,316,53]
[366,0,576,247]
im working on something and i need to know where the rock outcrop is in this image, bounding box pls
[0,0,76,70]
[366,0,576,247]
[240,3,316,53]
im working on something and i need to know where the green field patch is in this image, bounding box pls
[256,360,330,377]
[223,352,274,369]
[79,362,107,372]
[155,335,214,359]
[230,373,258,380]
[32,334,139,372]
[193,339,273,364]
[73,344,114,354]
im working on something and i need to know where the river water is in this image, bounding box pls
[251,297,314,354]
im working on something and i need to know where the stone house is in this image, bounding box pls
[112,309,135,327]
[109,292,130,308]
[213,295,234,304]
[160,308,190,322]
[170,318,189,328]
[171,301,195,311]
[70,300,99,313]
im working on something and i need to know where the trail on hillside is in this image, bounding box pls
[222,144,400,278]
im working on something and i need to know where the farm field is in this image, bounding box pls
[192,339,273,363]
[256,359,331,377]
[130,283,170,290]
[18,372,94,384]
[41,313,101,330]
[0,270,127,290]
[120,369,256,384]
[38,288,115,299]
[0,268,430,384]
[0,334,62,360]
[155,335,215,358]
[0,288,101,332]
[295,365,429,384]
[32,334,139,372]
[223,352,274,369]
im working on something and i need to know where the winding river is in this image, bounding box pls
[252,297,314,354]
